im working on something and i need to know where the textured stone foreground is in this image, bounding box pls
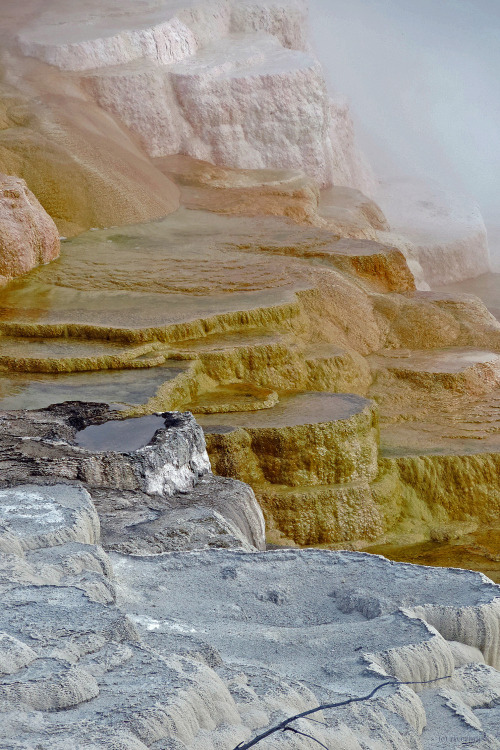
[2,481,500,749]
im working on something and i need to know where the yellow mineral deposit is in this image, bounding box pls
[1,0,499,582]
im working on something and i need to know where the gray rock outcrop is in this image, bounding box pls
[0,402,266,553]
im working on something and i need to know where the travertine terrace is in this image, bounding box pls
[0,206,497,563]
[0,0,497,560]
[1,1,500,748]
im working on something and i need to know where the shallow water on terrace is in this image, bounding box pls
[0,209,310,407]
[364,528,500,584]
[76,414,166,452]
[0,280,297,330]
[0,362,185,411]
[0,210,307,330]
[0,337,129,360]
[371,346,500,374]
[198,392,369,431]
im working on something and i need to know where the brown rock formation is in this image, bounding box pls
[158,154,323,226]
[158,154,388,239]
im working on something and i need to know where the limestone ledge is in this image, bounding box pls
[158,155,372,234]
[0,339,164,374]
[260,481,383,547]
[373,453,500,541]
[370,347,500,397]
[82,33,354,189]
[202,393,379,487]
[115,548,500,749]
[17,1,309,71]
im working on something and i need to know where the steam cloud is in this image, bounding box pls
[309,0,500,258]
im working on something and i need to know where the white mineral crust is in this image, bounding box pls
[18,0,374,193]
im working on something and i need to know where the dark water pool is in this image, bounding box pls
[76,414,166,452]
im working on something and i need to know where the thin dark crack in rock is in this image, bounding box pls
[233,675,453,749]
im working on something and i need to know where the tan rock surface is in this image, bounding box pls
[201,393,379,486]
[319,184,389,232]
[158,155,324,226]
[158,155,391,239]
[0,58,180,237]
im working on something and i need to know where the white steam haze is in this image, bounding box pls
[309,0,500,262]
